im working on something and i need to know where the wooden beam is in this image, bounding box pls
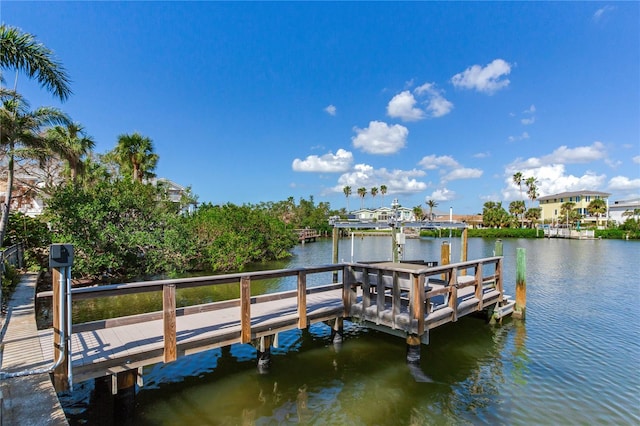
[376,270,384,325]
[448,267,458,322]
[297,271,307,329]
[391,271,401,328]
[240,276,251,343]
[475,263,484,311]
[163,284,177,363]
[411,273,425,336]
[52,267,69,391]
[362,267,371,311]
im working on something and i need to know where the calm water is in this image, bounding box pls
[61,237,640,425]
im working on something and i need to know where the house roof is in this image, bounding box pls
[537,190,610,202]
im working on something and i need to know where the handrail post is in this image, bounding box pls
[411,273,425,336]
[448,266,458,322]
[163,283,177,363]
[241,276,252,343]
[342,265,354,316]
[297,271,307,329]
[475,262,484,310]
[495,257,504,302]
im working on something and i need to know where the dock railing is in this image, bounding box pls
[37,264,346,366]
[344,257,504,339]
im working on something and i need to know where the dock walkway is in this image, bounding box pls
[0,273,68,425]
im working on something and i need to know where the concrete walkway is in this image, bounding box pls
[0,273,68,425]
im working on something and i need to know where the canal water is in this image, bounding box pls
[60,237,640,425]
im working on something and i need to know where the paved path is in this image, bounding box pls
[0,273,67,425]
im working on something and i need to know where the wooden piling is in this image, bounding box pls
[460,228,468,275]
[406,334,421,364]
[114,370,137,420]
[331,317,344,345]
[494,239,503,256]
[440,241,450,280]
[257,335,273,374]
[163,283,177,363]
[514,248,526,319]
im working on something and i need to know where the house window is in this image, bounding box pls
[569,197,573,202]
[560,198,564,202]
[586,196,591,202]
[576,196,581,202]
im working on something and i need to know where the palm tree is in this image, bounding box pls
[513,172,524,226]
[426,199,438,221]
[509,200,526,225]
[525,176,538,209]
[370,186,378,207]
[46,122,95,184]
[380,184,387,207]
[343,186,352,212]
[524,207,541,229]
[587,198,607,228]
[412,205,424,221]
[560,201,577,227]
[0,91,69,245]
[357,187,367,209]
[111,132,159,183]
[1,25,71,101]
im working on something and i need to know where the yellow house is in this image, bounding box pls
[538,190,610,224]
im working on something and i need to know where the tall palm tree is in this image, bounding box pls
[412,205,424,221]
[0,91,69,244]
[587,198,607,227]
[380,184,387,207]
[357,187,367,209]
[525,176,538,209]
[47,122,95,184]
[370,186,378,207]
[343,185,352,212]
[111,132,159,183]
[513,172,524,227]
[426,199,438,221]
[1,25,71,101]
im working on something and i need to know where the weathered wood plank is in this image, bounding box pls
[297,271,307,329]
[163,284,177,363]
[240,276,251,343]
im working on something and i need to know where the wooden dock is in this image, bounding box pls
[30,258,514,391]
[295,228,321,243]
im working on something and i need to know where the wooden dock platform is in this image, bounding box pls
[1,257,515,423]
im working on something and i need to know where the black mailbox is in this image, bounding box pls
[49,244,74,268]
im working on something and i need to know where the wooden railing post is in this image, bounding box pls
[52,267,69,391]
[241,276,251,343]
[297,271,307,329]
[163,284,177,363]
[441,241,450,280]
[362,267,371,311]
[475,263,484,310]
[391,271,401,328]
[411,273,425,336]
[460,228,468,275]
[448,267,458,322]
[495,258,504,302]
[376,269,384,324]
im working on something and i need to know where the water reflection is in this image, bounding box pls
[58,237,640,425]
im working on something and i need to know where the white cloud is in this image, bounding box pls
[429,188,456,202]
[451,59,512,94]
[502,163,608,201]
[387,83,453,121]
[473,151,491,159]
[324,105,336,116]
[418,154,460,170]
[521,117,535,125]
[523,105,536,114]
[632,156,640,164]
[443,167,483,181]
[544,141,606,164]
[352,121,409,155]
[333,164,427,196]
[593,5,616,22]
[508,132,530,142]
[292,148,353,172]
[608,176,640,191]
[386,91,425,122]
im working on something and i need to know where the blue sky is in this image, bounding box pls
[2,1,639,214]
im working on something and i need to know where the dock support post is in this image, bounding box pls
[406,334,421,364]
[257,335,273,374]
[514,248,527,319]
[331,317,344,345]
[494,239,503,256]
[114,370,137,421]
